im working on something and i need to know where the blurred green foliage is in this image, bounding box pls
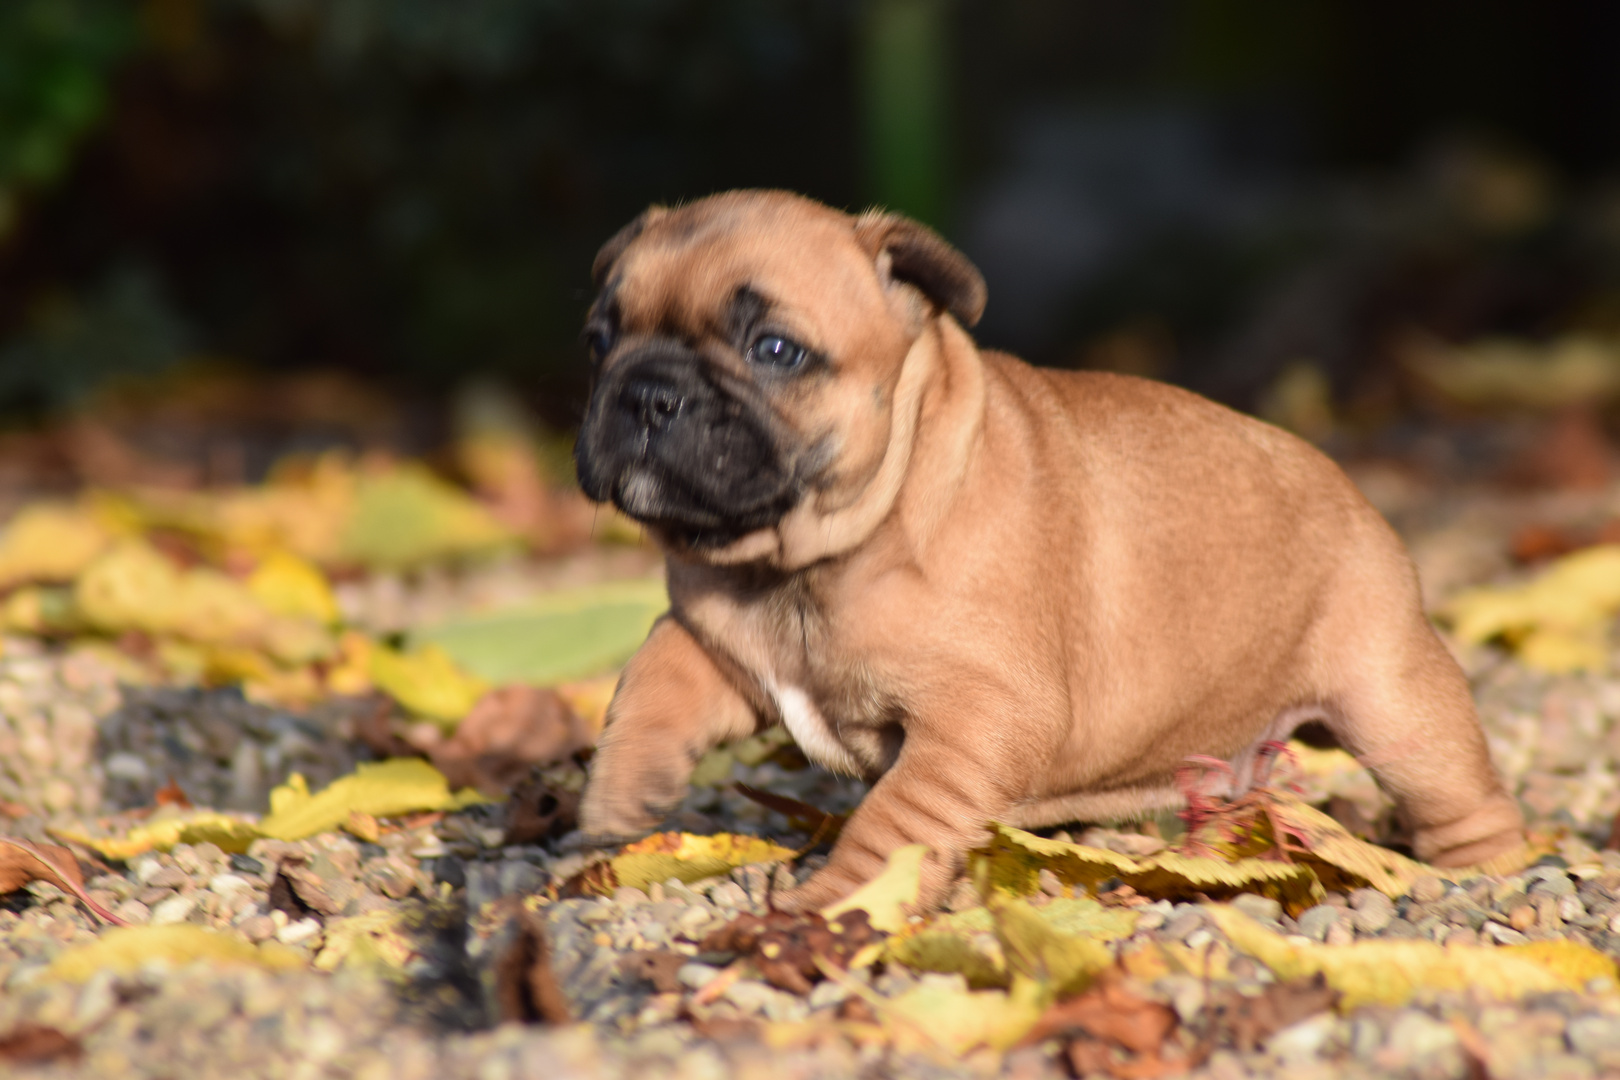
[0,0,135,196]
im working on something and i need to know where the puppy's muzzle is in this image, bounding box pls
[619,373,684,432]
[576,347,802,545]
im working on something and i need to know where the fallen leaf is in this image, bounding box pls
[493,903,571,1024]
[314,910,415,975]
[0,503,111,591]
[410,578,667,686]
[247,550,340,624]
[258,759,490,842]
[502,774,580,846]
[822,844,928,934]
[46,925,305,981]
[973,824,1324,912]
[735,783,846,842]
[1441,544,1620,673]
[1206,903,1616,1008]
[1024,971,1185,1079]
[1398,331,1620,411]
[880,971,1048,1055]
[153,778,191,808]
[1206,972,1338,1052]
[701,909,879,994]
[52,810,263,860]
[991,893,1115,999]
[343,810,381,844]
[623,949,686,993]
[1501,407,1614,491]
[892,897,1137,990]
[0,837,126,926]
[339,464,515,569]
[368,642,489,725]
[406,685,593,794]
[0,1023,83,1065]
[609,831,797,892]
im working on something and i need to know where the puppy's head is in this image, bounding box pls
[575,190,985,563]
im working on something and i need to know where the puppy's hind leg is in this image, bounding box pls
[1323,616,1523,868]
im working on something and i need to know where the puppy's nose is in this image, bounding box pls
[620,375,685,430]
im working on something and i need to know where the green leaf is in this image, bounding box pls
[338,465,515,569]
[410,578,667,684]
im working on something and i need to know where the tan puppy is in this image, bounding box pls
[573,190,1524,910]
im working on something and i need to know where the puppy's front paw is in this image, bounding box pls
[577,783,671,843]
[772,866,865,914]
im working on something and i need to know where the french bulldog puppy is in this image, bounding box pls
[573,190,1525,909]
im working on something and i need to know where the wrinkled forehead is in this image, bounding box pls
[606,204,887,345]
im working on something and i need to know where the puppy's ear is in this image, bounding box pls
[853,211,987,328]
[592,206,669,286]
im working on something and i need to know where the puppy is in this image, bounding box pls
[573,190,1525,909]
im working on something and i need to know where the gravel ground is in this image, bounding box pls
[8,487,1620,1078]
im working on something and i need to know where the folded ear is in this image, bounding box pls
[592,206,669,286]
[853,210,987,327]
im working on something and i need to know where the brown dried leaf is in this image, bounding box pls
[700,909,879,995]
[0,1023,83,1065]
[409,685,593,795]
[1206,973,1338,1053]
[734,783,845,842]
[153,777,192,809]
[493,906,571,1025]
[0,837,126,926]
[622,949,685,993]
[502,774,580,846]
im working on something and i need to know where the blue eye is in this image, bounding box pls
[750,334,807,369]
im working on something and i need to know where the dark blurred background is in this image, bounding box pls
[4,0,1620,461]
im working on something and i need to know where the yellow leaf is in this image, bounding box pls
[1268,796,1431,897]
[888,927,1007,989]
[53,811,264,860]
[882,972,1047,1055]
[75,539,182,634]
[1440,544,1620,673]
[258,758,489,842]
[368,641,488,724]
[247,550,340,624]
[314,911,414,975]
[823,844,927,934]
[1502,939,1620,987]
[339,465,515,569]
[990,894,1114,998]
[1207,904,1607,1009]
[46,926,304,981]
[973,823,1324,912]
[0,503,110,590]
[610,832,797,892]
[324,631,375,696]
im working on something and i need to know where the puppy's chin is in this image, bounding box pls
[605,463,797,556]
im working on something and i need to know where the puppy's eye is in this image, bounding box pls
[750,334,807,370]
[584,326,613,362]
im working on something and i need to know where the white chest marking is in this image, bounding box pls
[766,680,861,775]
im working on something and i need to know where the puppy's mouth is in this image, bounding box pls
[575,349,808,550]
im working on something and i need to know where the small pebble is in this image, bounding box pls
[276,917,322,946]
[149,895,198,926]
[1230,893,1282,924]
[677,963,723,991]
[1296,905,1340,941]
[229,854,265,876]
[1568,1016,1620,1055]
[1483,922,1529,946]
[1409,875,1446,904]
[1508,905,1537,931]
[1348,888,1394,933]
